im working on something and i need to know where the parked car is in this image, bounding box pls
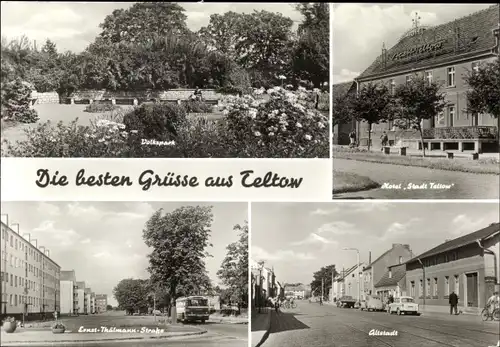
[360,295,384,311]
[338,296,356,308]
[387,296,419,315]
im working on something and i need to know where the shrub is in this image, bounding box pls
[52,322,66,329]
[176,117,228,158]
[1,78,39,123]
[123,102,187,141]
[220,86,329,158]
[2,317,16,324]
[181,99,212,113]
[84,102,121,113]
[2,119,130,157]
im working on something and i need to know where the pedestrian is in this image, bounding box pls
[380,131,388,151]
[274,298,280,314]
[449,291,459,315]
[349,131,356,147]
[319,297,323,306]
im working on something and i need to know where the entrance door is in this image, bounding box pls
[466,273,478,307]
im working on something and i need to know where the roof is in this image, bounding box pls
[374,264,406,288]
[364,249,392,271]
[407,222,500,264]
[332,81,355,97]
[358,5,499,80]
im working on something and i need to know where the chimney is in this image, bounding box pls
[23,233,31,241]
[404,244,411,250]
[39,246,45,253]
[45,250,50,258]
[368,251,372,265]
[31,239,37,247]
[444,239,451,243]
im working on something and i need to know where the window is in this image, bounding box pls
[15,239,18,250]
[445,276,450,296]
[10,255,13,267]
[472,62,480,73]
[448,106,456,126]
[454,275,459,295]
[399,256,403,264]
[410,281,415,297]
[433,278,438,296]
[10,235,13,247]
[426,278,431,296]
[447,67,455,87]
[389,270,392,278]
[10,274,13,286]
[425,71,433,85]
[15,276,17,287]
[405,75,412,85]
[419,279,423,296]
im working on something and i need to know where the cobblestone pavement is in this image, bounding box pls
[260,301,499,347]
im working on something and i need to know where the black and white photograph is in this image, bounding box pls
[332,3,500,199]
[250,201,500,347]
[0,202,248,347]
[1,2,329,158]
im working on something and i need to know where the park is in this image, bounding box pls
[1,3,329,158]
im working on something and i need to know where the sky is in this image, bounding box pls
[251,202,499,286]
[0,2,302,53]
[1,202,247,306]
[332,3,494,84]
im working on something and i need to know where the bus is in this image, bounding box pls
[176,296,210,323]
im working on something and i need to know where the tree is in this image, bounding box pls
[236,11,294,85]
[113,278,150,315]
[198,12,244,60]
[143,206,213,323]
[292,3,329,87]
[310,265,337,301]
[106,305,113,311]
[351,82,394,151]
[98,3,188,44]
[394,74,448,157]
[332,93,354,127]
[217,222,248,311]
[464,57,500,145]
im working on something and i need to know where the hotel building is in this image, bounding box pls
[95,294,108,313]
[0,219,61,318]
[334,5,500,152]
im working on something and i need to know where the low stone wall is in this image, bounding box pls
[30,91,60,104]
[68,89,226,103]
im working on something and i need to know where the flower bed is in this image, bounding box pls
[2,86,329,158]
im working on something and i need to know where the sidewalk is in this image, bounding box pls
[208,314,248,324]
[0,326,206,346]
[251,309,272,347]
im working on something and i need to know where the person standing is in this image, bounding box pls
[449,291,459,315]
[349,131,356,147]
[380,131,388,151]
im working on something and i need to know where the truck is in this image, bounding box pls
[337,295,357,308]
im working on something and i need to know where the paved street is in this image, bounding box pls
[260,301,499,347]
[333,159,500,199]
[2,311,247,347]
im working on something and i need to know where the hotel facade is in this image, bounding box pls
[334,5,500,152]
[0,220,61,318]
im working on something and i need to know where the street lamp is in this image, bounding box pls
[343,248,361,306]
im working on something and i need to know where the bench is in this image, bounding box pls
[383,146,408,156]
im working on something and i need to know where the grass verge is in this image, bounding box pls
[333,171,380,194]
[334,147,500,175]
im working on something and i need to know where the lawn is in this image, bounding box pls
[333,146,500,175]
[1,104,224,149]
[332,170,380,194]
